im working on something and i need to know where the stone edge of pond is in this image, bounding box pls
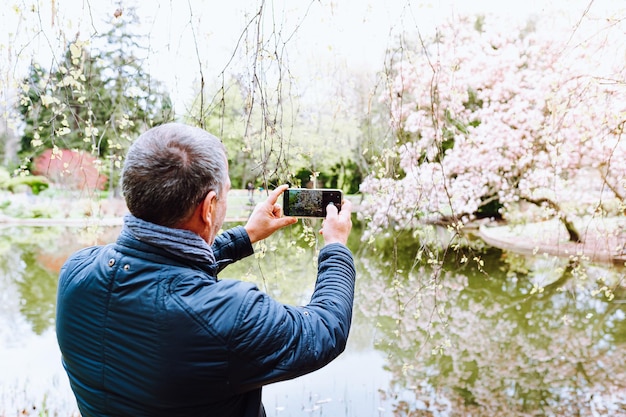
[478,216,626,266]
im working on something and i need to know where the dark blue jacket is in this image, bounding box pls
[56,226,355,416]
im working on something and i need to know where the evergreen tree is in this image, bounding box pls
[17,8,174,192]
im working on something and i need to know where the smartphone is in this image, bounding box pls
[283,188,342,218]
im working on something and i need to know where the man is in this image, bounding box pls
[56,123,355,417]
[246,181,255,202]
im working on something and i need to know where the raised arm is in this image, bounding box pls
[225,198,355,389]
[212,185,298,272]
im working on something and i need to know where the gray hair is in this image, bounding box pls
[121,123,228,227]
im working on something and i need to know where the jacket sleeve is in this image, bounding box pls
[226,243,356,391]
[211,226,254,273]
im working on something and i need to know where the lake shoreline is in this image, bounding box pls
[1,191,624,265]
[478,217,626,266]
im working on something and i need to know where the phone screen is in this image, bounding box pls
[283,188,342,217]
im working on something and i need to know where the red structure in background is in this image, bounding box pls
[33,149,107,192]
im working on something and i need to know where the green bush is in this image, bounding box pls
[0,167,10,186]
[3,175,50,195]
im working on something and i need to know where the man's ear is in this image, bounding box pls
[201,191,218,226]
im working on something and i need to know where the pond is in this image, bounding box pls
[0,220,625,417]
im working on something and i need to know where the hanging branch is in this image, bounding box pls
[187,0,205,129]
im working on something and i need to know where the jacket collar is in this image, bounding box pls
[120,214,217,269]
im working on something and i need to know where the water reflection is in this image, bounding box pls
[359,232,626,416]
[0,222,625,416]
[0,225,108,415]
[0,226,119,336]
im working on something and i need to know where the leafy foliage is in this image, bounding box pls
[16,8,174,192]
[1,174,49,195]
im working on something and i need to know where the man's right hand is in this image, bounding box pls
[245,184,297,243]
[319,199,352,246]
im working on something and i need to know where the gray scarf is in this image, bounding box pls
[122,214,216,265]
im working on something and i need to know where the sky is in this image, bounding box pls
[1,0,621,116]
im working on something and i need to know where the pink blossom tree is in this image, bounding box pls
[360,12,626,243]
